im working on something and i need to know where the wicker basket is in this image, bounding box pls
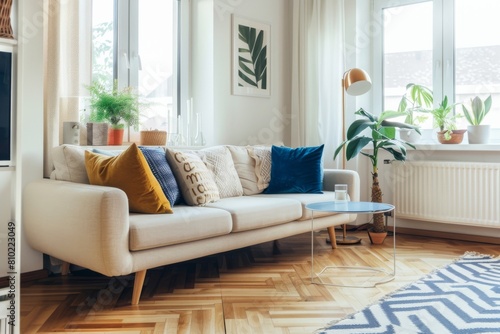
[140,130,167,146]
[0,0,13,39]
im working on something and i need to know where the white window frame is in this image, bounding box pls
[97,0,185,135]
[372,0,460,116]
[374,0,500,141]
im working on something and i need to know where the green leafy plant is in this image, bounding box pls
[334,109,419,233]
[87,80,141,130]
[238,24,267,89]
[397,83,433,126]
[430,96,461,140]
[462,95,492,126]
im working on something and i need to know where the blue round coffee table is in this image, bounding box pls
[306,201,396,287]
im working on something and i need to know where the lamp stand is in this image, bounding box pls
[336,75,361,245]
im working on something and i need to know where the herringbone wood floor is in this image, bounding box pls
[21,230,500,333]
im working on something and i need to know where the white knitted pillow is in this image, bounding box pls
[196,146,243,198]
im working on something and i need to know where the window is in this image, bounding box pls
[375,0,500,130]
[91,0,180,142]
[454,0,500,127]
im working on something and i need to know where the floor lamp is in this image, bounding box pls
[336,68,372,245]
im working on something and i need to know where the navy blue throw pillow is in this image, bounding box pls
[138,146,182,205]
[264,144,324,194]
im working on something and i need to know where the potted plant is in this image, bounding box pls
[462,95,492,144]
[87,80,141,145]
[397,83,433,143]
[430,96,465,144]
[334,108,419,244]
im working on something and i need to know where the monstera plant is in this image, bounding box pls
[334,108,419,243]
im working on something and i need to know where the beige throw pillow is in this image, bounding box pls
[51,144,89,184]
[166,148,220,206]
[249,146,272,190]
[196,146,243,198]
[227,145,262,195]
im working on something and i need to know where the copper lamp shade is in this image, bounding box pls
[343,68,372,96]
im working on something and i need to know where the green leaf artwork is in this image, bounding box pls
[238,24,267,89]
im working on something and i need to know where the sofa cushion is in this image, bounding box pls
[139,146,182,206]
[248,146,272,190]
[256,191,338,221]
[206,196,302,232]
[51,144,89,183]
[85,143,173,214]
[129,206,232,251]
[265,145,324,194]
[166,148,220,206]
[227,145,262,195]
[196,146,243,198]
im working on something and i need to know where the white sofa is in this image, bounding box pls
[23,144,360,305]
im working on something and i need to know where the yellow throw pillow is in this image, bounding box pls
[85,143,173,214]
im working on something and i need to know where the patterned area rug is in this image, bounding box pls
[319,252,500,334]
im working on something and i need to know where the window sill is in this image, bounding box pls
[411,143,500,151]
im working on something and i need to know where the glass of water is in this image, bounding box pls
[335,184,348,202]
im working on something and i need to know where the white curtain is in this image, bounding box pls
[291,0,344,168]
[43,0,91,177]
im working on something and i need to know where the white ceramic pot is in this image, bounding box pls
[399,129,421,143]
[467,124,490,144]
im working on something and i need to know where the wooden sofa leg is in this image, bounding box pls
[61,262,70,275]
[327,227,338,249]
[132,270,147,305]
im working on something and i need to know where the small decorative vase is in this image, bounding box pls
[437,129,466,144]
[87,122,109,146]
[467,124,490,144]
[108,128,124,145]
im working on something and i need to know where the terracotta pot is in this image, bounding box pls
[437,129,466,144]
[108,128,124,145]
[368,230,387,245]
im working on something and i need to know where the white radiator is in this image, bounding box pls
[392,161,500,228]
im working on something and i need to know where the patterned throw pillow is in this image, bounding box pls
[138,146,182,206]
[165,148,220,206]
[249,146,272,190]
[85,143,173,214]
[227,145,262,195]
[196,146,243,198]
[264,144,324,194]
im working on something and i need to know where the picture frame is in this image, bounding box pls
[232,15,271,97]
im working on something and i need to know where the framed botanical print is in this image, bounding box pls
[232,15,270,97]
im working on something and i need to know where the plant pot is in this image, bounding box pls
[108,128,124,145]
[140,130,167,146]
[437,129,466,144]
[399,128,421,143]
[87,122,109,146]
[467,124,490,144]
[368,230,387,245]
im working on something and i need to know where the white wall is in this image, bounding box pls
[16,0,45,273]
[193,0,291,147]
